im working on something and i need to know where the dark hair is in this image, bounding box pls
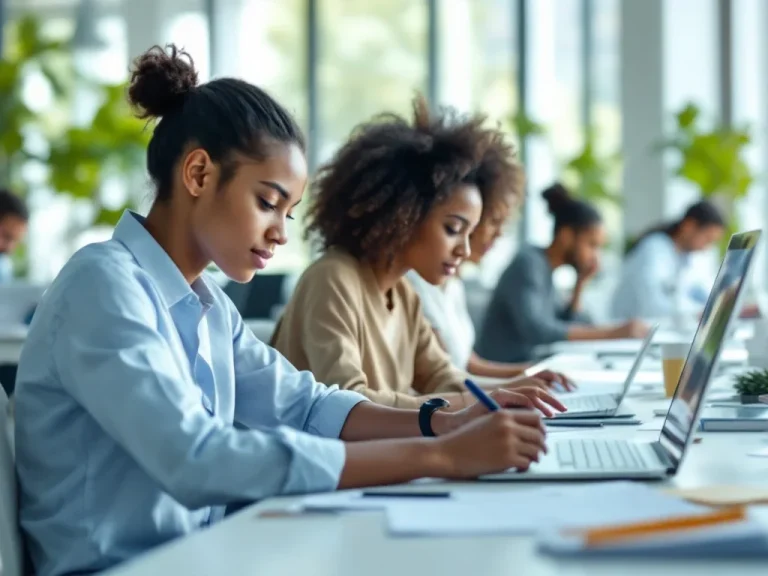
[627,200,725,254]
[128,44,305,201]
[542,183,601,233]
[304,95,493,264]
[474,132,524,218]
[0,189,28,222]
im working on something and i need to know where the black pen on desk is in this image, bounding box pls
[362,491,451,498]
[545,420,603,428]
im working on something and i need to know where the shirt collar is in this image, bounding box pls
[113,210,213,309]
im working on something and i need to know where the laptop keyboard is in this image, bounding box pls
[556,439,651,471]
[563,394,616,412]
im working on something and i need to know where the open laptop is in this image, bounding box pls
[482,230,761,481]
[550,324,659,418]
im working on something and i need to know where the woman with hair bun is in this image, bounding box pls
[476,183,648,363]
[14,47,559,576]
[272,96,566,408]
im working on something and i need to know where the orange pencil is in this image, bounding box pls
[573,507,747,547]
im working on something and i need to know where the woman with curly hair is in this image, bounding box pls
[271,96,566,410]
[405,137,572,389]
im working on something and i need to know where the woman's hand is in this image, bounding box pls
[434,410,547,477]
[527,369,576,392]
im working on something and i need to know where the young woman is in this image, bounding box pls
[611,200,725,321]
[13,46,561,576]
[405,136,573,387]
[270,97,562,411]
[476,183,648,363]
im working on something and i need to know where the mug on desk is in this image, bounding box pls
[661,342,690,397]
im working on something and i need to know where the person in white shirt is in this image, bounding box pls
[611,201,725,322]
[408,138,573,388]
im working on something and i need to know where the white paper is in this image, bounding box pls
[386,482,706,537]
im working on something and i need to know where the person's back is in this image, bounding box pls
[611,232,684,321]
[611,201,725,322]
[16,235,230,575]
[476,246,566,362]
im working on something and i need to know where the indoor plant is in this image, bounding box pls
[734,369,768,404]
[0,16,150,275]
[657,102,754,254]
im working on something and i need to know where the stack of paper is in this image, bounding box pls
[381,482,706,537]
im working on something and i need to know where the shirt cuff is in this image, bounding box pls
[305,386,368,439]
[273,427,349,493]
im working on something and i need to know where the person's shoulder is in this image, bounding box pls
[51,239,142,299]
[289,249,366,309]
[300,248,364,284]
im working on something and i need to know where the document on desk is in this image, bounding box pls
[385,482,706,537]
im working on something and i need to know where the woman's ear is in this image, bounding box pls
[181,148,215,198]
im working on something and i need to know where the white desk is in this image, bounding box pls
[0,325,26,364]
[103,385,768,576]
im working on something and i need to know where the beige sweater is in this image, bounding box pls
[271,248,466,409]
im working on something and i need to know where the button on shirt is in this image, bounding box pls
[14,211,367,576]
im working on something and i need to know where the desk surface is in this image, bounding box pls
[104,383,768,576]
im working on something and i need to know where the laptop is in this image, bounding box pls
[482,230,761,481]
[550,324,659,418]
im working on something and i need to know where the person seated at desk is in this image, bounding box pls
[476,183,648,363]
[0,188,29,283]
[13,46,562,576]
[611,200,725,322]
[271,95,561,410]
[405,138,573,388]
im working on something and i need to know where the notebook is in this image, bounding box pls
[698,406,768,431]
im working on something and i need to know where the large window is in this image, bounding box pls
[317,0,429,163]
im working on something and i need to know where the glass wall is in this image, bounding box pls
[5,0,624,281]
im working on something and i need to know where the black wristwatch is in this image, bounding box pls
[419,398,450,437]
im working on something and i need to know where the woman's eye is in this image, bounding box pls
[444,225,460,236]
[259,198,277,212]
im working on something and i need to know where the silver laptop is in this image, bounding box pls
[550,324,659,418]
[482,230,761,481]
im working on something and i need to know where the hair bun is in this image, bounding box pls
[542,182,572,215]
[128,44,198,120]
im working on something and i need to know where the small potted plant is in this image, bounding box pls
[734,370,768,404]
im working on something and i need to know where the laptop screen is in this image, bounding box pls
[659,230,761,467]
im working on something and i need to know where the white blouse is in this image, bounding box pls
[406,271,475,370]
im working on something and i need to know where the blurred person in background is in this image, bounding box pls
[0,188,29,283]
[476,183,648,363]
[611,200,726,322]
[406,138,573,389]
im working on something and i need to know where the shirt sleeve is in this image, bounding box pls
[228,299,367,438]
[292,266,424,409]
[51,260,358,510]
[505,255,570,345]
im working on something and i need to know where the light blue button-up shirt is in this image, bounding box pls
[14,211,367,576]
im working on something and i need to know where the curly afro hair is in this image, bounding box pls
[304,95,497,265]
[475,130,524,218]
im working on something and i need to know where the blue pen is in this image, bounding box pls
[464,379,501,412]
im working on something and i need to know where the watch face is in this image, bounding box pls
[427,398,449,408]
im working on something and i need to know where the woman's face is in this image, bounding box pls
[468,199,515,264]
[401,183,483,285]
[187,142,308,283]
